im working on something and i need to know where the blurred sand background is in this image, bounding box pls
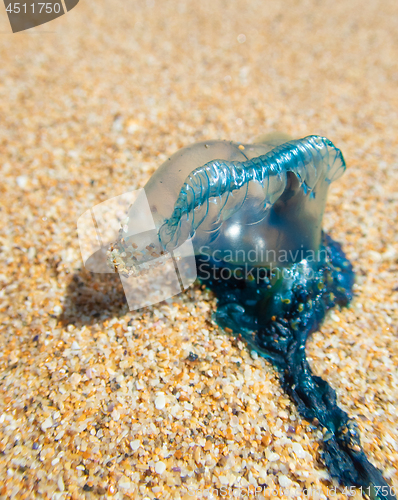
[0,0,397,498]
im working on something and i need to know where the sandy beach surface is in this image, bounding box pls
[0,1,397,498]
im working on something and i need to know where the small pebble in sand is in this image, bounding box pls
[155,461,166,474]
[130,439,141,451]
[155,393,166,409]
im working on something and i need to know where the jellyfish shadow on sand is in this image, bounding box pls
[59,268,129,328]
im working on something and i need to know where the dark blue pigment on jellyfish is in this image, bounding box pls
[110,133,395,500]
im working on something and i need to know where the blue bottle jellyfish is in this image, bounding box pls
[109,133,395,500]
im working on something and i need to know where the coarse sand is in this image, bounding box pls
[0,1,397,498]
